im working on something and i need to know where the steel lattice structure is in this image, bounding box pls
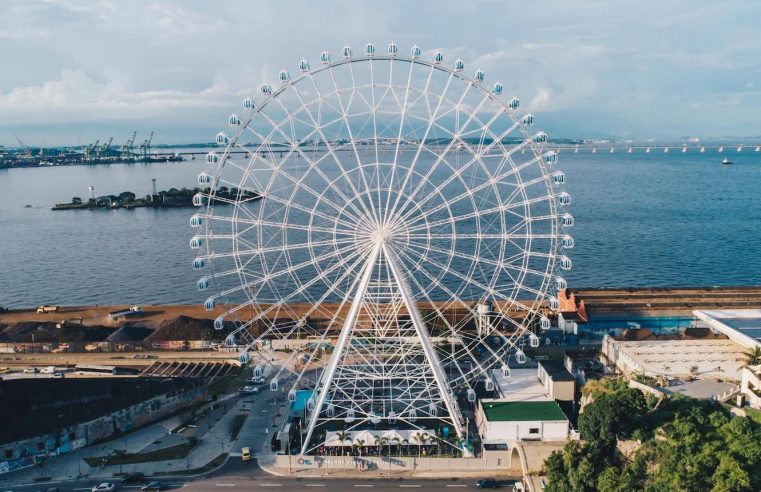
[190,43,572,455]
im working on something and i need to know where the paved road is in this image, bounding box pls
[3,459,517,492]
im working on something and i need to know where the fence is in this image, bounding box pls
[0,340,219,354]
[273,453,514,472]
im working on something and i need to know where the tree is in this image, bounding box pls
[711,456,751,492]
[579,385,648,448]
[336,430,351,454]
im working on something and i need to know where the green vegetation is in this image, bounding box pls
[84,437,198,466]
[229,413,248,440]
[154,453,228,476]
[545,379,761,491]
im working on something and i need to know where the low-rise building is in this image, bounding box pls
[537,361,575,401]
[476,399,569,442]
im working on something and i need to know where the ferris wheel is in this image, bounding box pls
[190,43,572,455]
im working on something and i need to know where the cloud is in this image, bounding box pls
[528,88,553,111]
[1,0,761,143]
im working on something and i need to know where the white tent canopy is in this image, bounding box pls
[324,429,436,447]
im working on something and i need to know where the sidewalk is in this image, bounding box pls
[0,392,248,486]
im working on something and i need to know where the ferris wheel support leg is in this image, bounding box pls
[382,244,470,456]
[299,244,381,456]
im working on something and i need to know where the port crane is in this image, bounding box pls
[96,137,113,160]
[139,131,154,161]
[120,131,137,161]
[83,139,99,162]
[15,135,36,163]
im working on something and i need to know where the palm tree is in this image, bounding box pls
[401,438,409,456]
[745,346,761,366]
[413,432,427,458]
[391,436,401,456]
[356,439,365,456]
[336,430,351,456]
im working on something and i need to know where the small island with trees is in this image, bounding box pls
[52,186,259,210]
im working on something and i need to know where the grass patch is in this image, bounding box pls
[208,368,246,397]
[230,413,248,440]
[525,345,566,363]
[84,437,198,466]
[154,453,228,476]
[744,407,761,425]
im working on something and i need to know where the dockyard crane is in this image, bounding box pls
[120,131,137,161]
[97,137,114,160]
[84,139,99,162]
[15,135,33,159]
[139,131,154,161]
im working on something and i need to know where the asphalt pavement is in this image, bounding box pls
[2,459,518,492]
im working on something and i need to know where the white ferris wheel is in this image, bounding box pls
[190,42,573,456]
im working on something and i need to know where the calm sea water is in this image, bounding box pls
[1,149,760,307]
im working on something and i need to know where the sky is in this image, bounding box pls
[0,0,759,146]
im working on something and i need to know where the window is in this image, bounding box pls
[529,428,540,434]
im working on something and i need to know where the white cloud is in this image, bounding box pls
[528,87,552,111]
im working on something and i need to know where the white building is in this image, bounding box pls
[477,366,571,445]
[476,399,570,442]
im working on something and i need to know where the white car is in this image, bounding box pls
[40,366,56,374]
[239,386,259,394]
[23,367,38,373]
[92,483,116,492]
[246,376,265,384]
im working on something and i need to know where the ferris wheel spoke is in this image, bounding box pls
[219,239,369,323]
[221,247,370,352]
[289,79,379,222]
[326,66,383,224]
[397,243,536,313]
[394,129,535,226]
[405,239,552,290]
[383,55,418,225]
[386,71,459,220]
[245,112,369,223]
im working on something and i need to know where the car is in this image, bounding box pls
[239,386,259,394]
[23,367,39,373]
[246,377,265,385]
[476,479,500,489]
[92,483,116,492]
[241,447,251,461]
[140,482,166,491]
[129,306,143,313]
[52,372,64,378]
[40,366,56,374]
[123,472,146,484]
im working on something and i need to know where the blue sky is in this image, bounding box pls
[1,0,759,146]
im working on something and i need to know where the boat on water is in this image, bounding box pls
[722,157,732,165]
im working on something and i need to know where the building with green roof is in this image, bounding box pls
[476,399,569,443]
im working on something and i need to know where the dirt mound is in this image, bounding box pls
[682,327,727,340]
[0,322,112,343]
[619,328,656,341]
[147,316,225,341]
[106,324,154,342]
